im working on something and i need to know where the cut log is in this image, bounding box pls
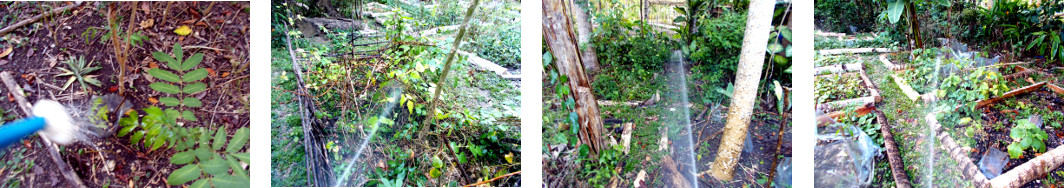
[891,74,923,101]
[975,82,1046,108]
[709,0,773,181]
[544,0,607,154]
[816,96,875,113]
[989,145,1064,188]
[858,71,881,102]
[874,111,912,188]
[879,53,907,70]
[814,62,862,75]
[0,72,87,188]
[927,113,991,188]
[817,48,894,55]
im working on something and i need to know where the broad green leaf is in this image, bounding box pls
[432,156,444,169]
[195,147,213,162]
[213,128,227,151]
[173,43,184,66]
[232,152,250,162]
[150,82,181,94]
[151,137,165,151]
[181,53,205,72]
[189,179,210,188]
[184,97,203,108]
[212,174,250,188]
[165,108,182,119]
[171,151,196,164]
[183,110,198,121]
[132,131,144,144]
[201,158,229,175]
[226,155,247,177]
[569,112,579,136]
[166,165,201,185]
[153,51,179,67]
[184,68,209,82]
[148,68,181,83]
[767,43,784,54]
[429,168,442,178]
[227,128,249,153]
[159,97,181,107]
[887,0,906,24]
[117,124,135,137]
[1007,143,1022,158]
[184,82,208,94]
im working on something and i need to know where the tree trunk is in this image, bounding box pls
[422,0,480,132]
[708,0,774,181]
[570,0,600,73]
[543,0,607,154]
[905,1,923,49]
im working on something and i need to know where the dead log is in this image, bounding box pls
[858,71,881,102]
[989,145,1064,188]
[661,155,693,188]
[927,113,991,188]
[879,53,907,71]
[975,81,1046,108]
[814,62,862,75]
[544,0,607,154]
[569,0,600,73]
[874,111,912,188]
[816,48,894,55]
[891,74,923,101]
[0,72,86,188]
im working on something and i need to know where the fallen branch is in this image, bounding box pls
[0,72,87,188]
[0,2,82,36]
[814,62,862,75]
[462,171,521,187]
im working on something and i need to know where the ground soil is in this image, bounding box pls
[0,2,249,187]
[968,88,1064,187]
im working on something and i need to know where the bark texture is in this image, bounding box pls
[875,111,912,188]
[708,0,774,181]
[543,0,607,154]
[569,0,600,73]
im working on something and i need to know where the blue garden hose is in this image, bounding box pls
[0,116,47,148]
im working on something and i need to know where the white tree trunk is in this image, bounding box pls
[709,0,775,181]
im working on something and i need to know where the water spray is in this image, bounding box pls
[0,100,76,148]
[335,87,402,187]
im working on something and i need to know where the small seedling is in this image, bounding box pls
[1007,118,1049,159]
[57,56,102,93]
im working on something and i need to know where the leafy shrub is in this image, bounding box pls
[688,11,747,102]
[1006,118,1048,159]
[149,43,208,121]
[589,9,671,101]
[814,0,885,33]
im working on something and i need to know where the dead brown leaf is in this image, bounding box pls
[0,47,12,58]
[148,97,158,105]
[139,19,154,29]
[221,72,230,78]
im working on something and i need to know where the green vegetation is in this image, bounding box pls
[149,43,207,121]
[57,56,102,93]
[271,0,521,186]
[1006,118,1048,159]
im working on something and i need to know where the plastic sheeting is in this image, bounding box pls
[774,157,792,188]
[815,120,882,187]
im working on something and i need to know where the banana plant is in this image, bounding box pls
[57,56,103,93]
[883,0,949,49]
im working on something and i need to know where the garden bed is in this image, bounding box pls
[814,70,880,113]
[932,82,1064,188]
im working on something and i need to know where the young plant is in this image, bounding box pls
[116,106,179,151]
[1007,118,1049,159]
[150,43,208,121]
[167,127,250,187]
[57,56,102,93]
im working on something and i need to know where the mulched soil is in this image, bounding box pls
[968,88,1064,187]
[0,2,248,187]
[694,108,791,187]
